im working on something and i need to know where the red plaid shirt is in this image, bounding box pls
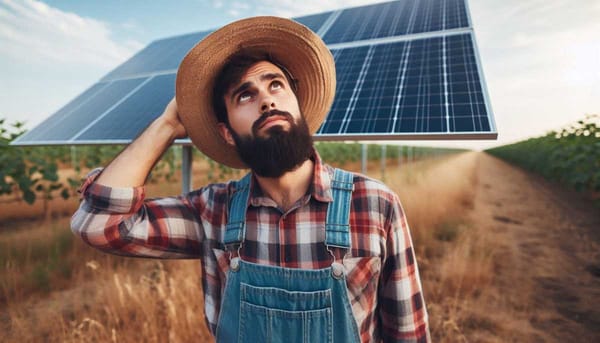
[71,151,430,342]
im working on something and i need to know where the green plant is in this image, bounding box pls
[0,119,70,206]
[487,114,600,205]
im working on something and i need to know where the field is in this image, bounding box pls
[1,150,599,342]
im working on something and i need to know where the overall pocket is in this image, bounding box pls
[238,283,333,343]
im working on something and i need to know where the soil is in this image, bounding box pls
[469,153,600,342]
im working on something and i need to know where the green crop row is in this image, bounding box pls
[486,114,600,204]
[2,116,463,208]
[315,142,464,165]
[1,119,180,208]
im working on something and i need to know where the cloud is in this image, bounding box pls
[227,2,251,18]
[0,0,144,128]
[211,1,224,9]
[453,0,600,146]
[0,0,142,69]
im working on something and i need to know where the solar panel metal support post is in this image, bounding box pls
[398,146,402,167]
[181,145,193,194]
[361,143,368,175]
[71,146,78,169]
[381,145,387,181]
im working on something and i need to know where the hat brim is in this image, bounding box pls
[176,16,336,169]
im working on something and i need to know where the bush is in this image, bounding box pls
[487,114,600,204]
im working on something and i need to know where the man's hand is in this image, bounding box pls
[160,97,187,140]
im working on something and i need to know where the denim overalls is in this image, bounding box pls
[215,169,361,343]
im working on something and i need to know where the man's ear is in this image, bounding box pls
[217,122,236,146]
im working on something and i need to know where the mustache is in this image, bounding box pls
[252,109,294,132]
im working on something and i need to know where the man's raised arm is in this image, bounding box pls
[71,98,206,259]
[97,97,187,187]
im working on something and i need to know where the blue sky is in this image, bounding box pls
[1,0,599,150]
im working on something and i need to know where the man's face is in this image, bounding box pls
[217,60,313,177]
[221,61,302,139]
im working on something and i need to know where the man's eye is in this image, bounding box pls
[271,81,283,90]
[239,92,251,102]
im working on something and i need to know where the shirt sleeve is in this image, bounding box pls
[379,193,430,343]
[70,168,205,259]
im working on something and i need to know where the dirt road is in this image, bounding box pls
[469,153,600,342]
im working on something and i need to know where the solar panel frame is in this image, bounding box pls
[12,0,496,147]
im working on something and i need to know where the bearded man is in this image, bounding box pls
[71,16,430,343]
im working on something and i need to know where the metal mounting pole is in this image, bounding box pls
[361,143,368,174]
[380,145,386,180]
[182,146,193,194]
[398,145,402,167]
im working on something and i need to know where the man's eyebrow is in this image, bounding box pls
[260,72,285,82]
[229,72,286,102]
[229,81,252,103]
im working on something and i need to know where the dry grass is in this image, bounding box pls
[4,258,211,342]
[382,152,498,341]
[1,153,497,342]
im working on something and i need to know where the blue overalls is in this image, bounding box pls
[215,169,361,343]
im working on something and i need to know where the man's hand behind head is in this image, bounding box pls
[161,97,188,140]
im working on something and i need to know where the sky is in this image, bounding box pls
[0,0,599,151]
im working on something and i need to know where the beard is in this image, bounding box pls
[228,109,313,178]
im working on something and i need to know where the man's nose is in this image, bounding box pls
[260,94,276,113]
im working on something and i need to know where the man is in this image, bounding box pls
[71,16,429,342]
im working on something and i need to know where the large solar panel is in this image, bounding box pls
[13,0,496,146]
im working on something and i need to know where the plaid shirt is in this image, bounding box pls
[71,151,430,342]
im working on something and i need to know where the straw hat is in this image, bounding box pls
[176,16,336,168]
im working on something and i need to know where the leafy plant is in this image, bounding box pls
[487,114,600,205]
[1,119,70,206]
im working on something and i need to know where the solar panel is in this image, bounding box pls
[12,0,495,146]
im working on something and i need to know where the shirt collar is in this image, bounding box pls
[248,148,333,207]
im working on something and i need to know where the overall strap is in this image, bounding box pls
[223,173,252,249]
[325,168,355,249]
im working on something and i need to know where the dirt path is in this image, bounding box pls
[470,153,600,342]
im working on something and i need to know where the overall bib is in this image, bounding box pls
[215,169,361,343]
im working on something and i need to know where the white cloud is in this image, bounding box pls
[0,0,143,128]
[0,0,142,69]
[469,0,600,145]
[211,0,224,9]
